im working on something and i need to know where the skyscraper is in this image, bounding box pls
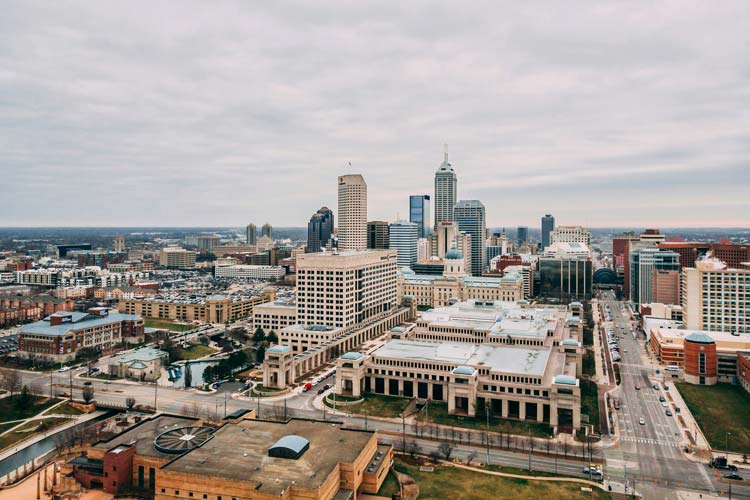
[389,221,419,269]
[541,214,555,249]
[516,226,528,246]
[367,221,389,249]
[337,174,368,251]
[261,223,273,239]
[114,235,125,253]
[409,195,431,239]
[434,149,457,230]
[454,200,486,276]
[246,223,257,245]
[629,248,680,308]
[306,207,334,253]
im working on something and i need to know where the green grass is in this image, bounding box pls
[377,471,400,497]
[325,393,361,402]
[579,380,600,433]
[675,382,750,453]
[174,345,217,360]
[0,422,17,435]
[44,403,83,416]
[422,402,553,439]
[144,318,194,332]
[393,459,609,500]
[325,393,412,418]
[0,417,71,450]
[0,396,61,423]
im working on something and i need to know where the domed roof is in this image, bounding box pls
[446,246,463,260]
[685,332,715,344]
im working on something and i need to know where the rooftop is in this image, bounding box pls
[110,347,168,364]
[20,311,140,337]
[94,415,199,459]
[162,419,374,493]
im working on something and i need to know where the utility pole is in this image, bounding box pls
[485,404,490,465]
[68,369,73,400]
[256,390,260,419]
[401,413,406,452]
[528,429,532,472]
[49,372,53,398]
[153,384,158,412]
[284,397,287,420]
[726,431,731,459]
[364,409,368,430]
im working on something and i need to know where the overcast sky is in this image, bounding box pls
[2,2,749,228]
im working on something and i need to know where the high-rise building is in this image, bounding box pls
[295,250,397,328]
[657,242,711,269]
[114,235,125,253]
[454,200,486,276]
[516,226,528,245]
[431,222,472,273]
[434,150,457,229]
[367,221,389,250]
[538,257,592,301]
[389,221,419,269]
[338,174,367,251]
[261,223,273,239]
[246,223,257,245]
[623,229,665,296]
[550,226,591,247]
[682,258,750,334]
[409,195,431,239]
[651,269,680,305]
[629,248,680,308]
[541,214,555,249]
[306,207,334,253]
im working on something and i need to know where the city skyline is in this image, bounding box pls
[2,3,749,228]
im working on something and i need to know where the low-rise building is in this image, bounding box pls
[18,308,144,362]
[107,347,168,381]
[214,264,286,280]
[252,300,297,333]
[159,247,197,269]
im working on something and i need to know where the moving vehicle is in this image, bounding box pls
[710,457,738,471]
[302,382,312,392]
[583,465,602,476]
[653,384,659,390]
[665,409,673,416]
[58,366,71,372]
[639,417,646,425]
[665,365,680,372]
[659,395,666,402]
[724,474,743,481]
[83,381,92,386]
[635,385,640,390]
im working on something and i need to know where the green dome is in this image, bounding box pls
[446,247,463,260]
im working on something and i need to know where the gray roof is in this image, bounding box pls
[20,312,140,337]
[112,347,167,364]
[685,332,715,344]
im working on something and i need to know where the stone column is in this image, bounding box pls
[519,400,526,421]
[501,398,508,418]
[537,402,544,422]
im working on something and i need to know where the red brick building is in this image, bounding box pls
[683,332,717,385]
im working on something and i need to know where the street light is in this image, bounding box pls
[726,431,731,459]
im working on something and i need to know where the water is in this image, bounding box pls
[0,412,112,478]
[170,360,219,388]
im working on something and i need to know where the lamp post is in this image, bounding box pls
[726,432,731,459]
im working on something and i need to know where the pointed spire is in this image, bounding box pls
[444,143,449,161]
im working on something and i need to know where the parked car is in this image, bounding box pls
[665,409,673,416]
[83,381,92,386]
[639,417,646,425]
[302,382,312,392]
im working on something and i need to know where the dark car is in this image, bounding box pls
[317,388,325,395]
[710,457,738,471]
[83,381,92,386]
[724,474,743,481]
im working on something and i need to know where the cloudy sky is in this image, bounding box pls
[2,2,749,228]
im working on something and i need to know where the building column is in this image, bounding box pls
[501,398,508,418]
[427,383,434,400]
[519,400,526,421]
[573,405,581,431]
[550,401,558,427]
[537,402,544,422]
[398,379,404,396]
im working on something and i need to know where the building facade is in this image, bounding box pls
[434,151,457,229]
[337,174,368,251]
[306,206,334,253]
[538,257,593,301]
[541,214,555,249]
[454,200,486,276]
[409,194,431,238]
[550,226,591,247]
[389,221,419,269]
[245,223,257,245]
[629,248,680,308]
[159,248,197,269]
[682,259,750,334]
[366,221,389,250]
[214,265,286,280]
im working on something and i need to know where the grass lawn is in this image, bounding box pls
[422,402,553,439]
[44,403,83,416]
[0,422,17,435]
[0,417,71,451]
[144,318,194,332]
[579,380,600,433]
[675,382,750,453]
[174,345,217,360]
[376,471,400,497]
[394,459,609,500]
[325,393,412,418]
[0,396,61,423]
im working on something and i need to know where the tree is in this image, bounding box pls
[75,346,99,361]
[82,386,95,404]
[266,330,278,344]
[406,440,421,459]
[183,364,193,388]
[467,450,478,466]
[252,327,265,342]
[438,443,454,460]
[203,365,214,384]
[125,397,136,410]
[429,450,441,463]
[198,335,210,346]
[14,385,32,410]
[256,344,266,363]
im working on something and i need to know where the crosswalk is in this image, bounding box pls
[619,436,680,448]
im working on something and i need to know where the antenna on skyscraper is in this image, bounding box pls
[444,143,448,161]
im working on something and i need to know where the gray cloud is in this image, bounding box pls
[1,1,749,227]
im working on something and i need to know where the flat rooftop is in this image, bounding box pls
[374,339,551,377]
[20,311,140,337]
[652,328,750,349]
[162,419,374,493]
[94,415,199,459]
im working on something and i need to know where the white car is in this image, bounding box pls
[58,366,71,372]
[661,402,669,408]
[639,417,646,425]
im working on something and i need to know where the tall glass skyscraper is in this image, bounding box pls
[517,226,528,245]
[409,195,431,239]
[306,207,334,252]
[541,214,555,249]
[454,200,486,276]
[434,150,457,230]
[389,221,419,268]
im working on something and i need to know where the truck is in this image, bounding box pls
[710,456,738,471]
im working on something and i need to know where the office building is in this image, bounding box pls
[114,235,125,253]
[431,222,472,273]
[541,214,555,249]
[550,226,591,247]
[657,242,711,269]
[417,238,430,262]
[454,200,486,276]
[682,258,750,334]
[389,221,419,269]
[409,195,431,238]
[158,248,197,269]
[337,174,368,251]
[295,250,397,329]
[306,206,334,253]
[366,221,389,250]
[434,150,457,229]
[18,308,144,363]
[711,242,750,269]
[214,265,286,281]
[623,230,664,296]
[195,235,220,251]
[651,269,680,305]
[245,223,257,245]
[629,248,680,308]
[517,226,528,245]
[261,223,273,239]
[538,257,593,301]
[252,300,298,333]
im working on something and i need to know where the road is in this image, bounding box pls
[598,290,750,498]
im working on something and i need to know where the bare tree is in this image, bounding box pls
[406,440,421,459]
[125,397,136,410]
[438,443,454,460]
[82,386,95,404]
[0,369,22,398]
[467,450,478,466]
[429,450,441,463]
